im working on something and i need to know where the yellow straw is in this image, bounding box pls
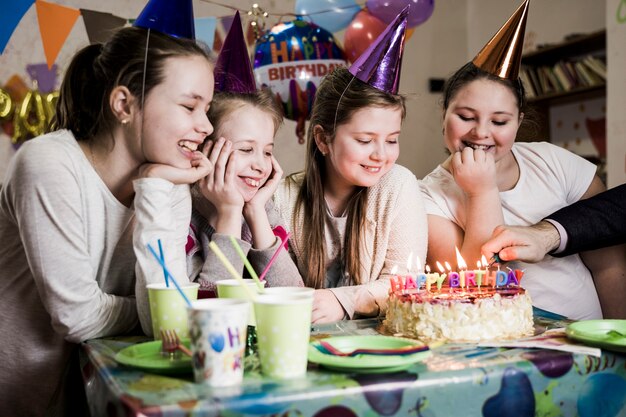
[208,241,256,300]
[228,236,265,292]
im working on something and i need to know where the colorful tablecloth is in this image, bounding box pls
[80,315,626,417]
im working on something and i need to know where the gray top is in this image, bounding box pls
[0,130,138,416]
[187,200,304,291]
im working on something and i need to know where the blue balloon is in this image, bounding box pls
[295,0,361,33]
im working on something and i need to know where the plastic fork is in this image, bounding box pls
[160,329,192,359]
[317,339,429,357]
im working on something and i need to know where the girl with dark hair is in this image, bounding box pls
[420,1,626,320]
[0,25,214,415]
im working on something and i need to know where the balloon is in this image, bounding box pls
[366,0,435,28]
[343,10,387,64]
[0,88,13,120]
[254,18,347,143]
[294,0,360,33]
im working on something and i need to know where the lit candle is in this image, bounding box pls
[455,247,469,288]
[474,259,486,289]
[444,261,459,290]
[415,256,426,291]
[389,265,403,293]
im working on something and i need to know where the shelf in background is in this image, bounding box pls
[528,84,605,106]
[523,30,606,65]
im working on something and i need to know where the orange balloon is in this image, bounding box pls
[343,10,387,63]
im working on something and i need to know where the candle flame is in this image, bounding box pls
[406,252,413,271]
[444,261,452,272]
[435,261,445,273]
[415,255,422,273]
[390,264,398,275]
[481,255,488,268]
[455,247,467,270]
[425,264,431,273]
[476,260,482,269]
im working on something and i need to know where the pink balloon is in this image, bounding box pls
[343,10,387,63]
[366,0,435,28]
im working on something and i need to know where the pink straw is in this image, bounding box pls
[258,232,291,282]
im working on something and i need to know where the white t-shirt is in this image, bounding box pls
[420,142,602,320]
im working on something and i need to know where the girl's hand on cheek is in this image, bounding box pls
[311,289,346,324]
[451,147,497,197]
[198,138,245,213]
[245,156,283,213]
[137,151,213,185]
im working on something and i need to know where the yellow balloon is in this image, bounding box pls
[0,88,13,120]
[13,90,47,143]
[44,91,59,119]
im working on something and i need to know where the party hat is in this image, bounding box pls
[214,11,256,93]
[134,0,195,40]
[472,0,529,80]
[348,5,409,95]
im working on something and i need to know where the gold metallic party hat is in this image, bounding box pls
[472,0,529,80]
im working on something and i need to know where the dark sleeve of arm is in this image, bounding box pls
[548,184,626,257]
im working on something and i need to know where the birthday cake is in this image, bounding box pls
[383,269,534,343]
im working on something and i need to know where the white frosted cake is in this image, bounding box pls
[384,286,534,343]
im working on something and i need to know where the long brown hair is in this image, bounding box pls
[287,66,406,289]
[51,27,211,143]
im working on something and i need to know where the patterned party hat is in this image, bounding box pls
[472,0,529,80]
[348,5,409,94]
[134,0,195,40]
[214,11,256,93]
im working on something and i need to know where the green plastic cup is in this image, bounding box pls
[263,286,315,298]
[216,279,265,326]
[253,294,313,379]
[147,282,199,340]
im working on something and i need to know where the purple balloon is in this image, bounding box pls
[366,0,435,28]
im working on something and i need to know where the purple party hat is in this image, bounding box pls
[348,5,409,95]
[134,0,195,40]
[214,11,256,93]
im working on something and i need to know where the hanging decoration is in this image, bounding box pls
[253,18,346,143]
[247,3,269,41]
[1,1,434,147]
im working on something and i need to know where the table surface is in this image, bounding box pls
[80,314,626,417]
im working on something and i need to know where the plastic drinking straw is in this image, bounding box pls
[157,239,169,287]
[228,235,265,292]
[258,231,291,282]
[146,243,192,307]
[208,241,256,300]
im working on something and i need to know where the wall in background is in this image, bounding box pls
[0,0,610,185]
[607,0,626,188]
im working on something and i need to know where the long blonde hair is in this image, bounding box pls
[287,66,406,289]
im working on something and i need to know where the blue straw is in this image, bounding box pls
[147,243,192,307]
[157,239,169,287]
